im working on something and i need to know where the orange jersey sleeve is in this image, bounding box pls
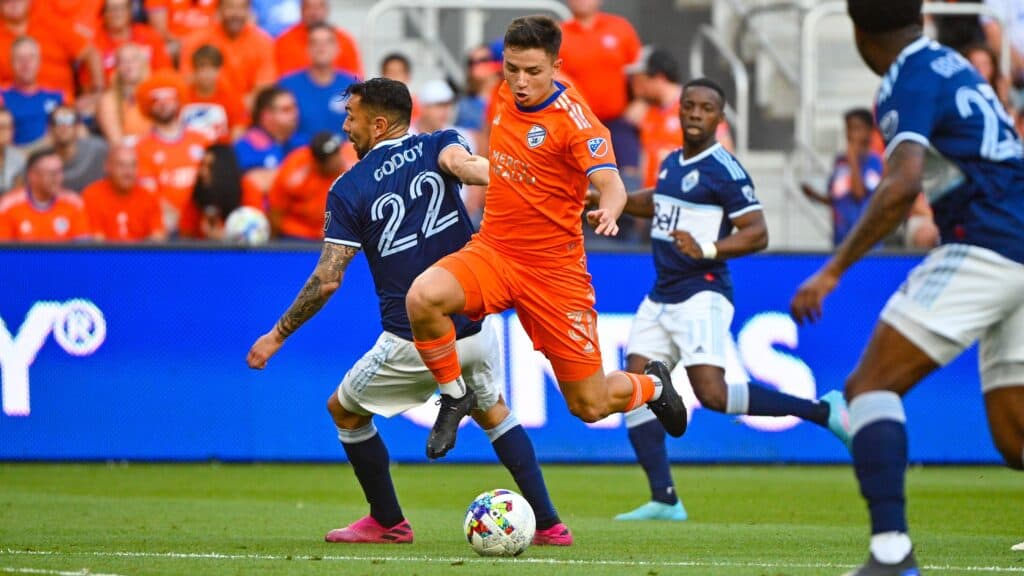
[268,147,335,240]
[479,82,617,267]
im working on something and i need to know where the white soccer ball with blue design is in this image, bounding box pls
[224,206,270,245]
[463,488,535,557]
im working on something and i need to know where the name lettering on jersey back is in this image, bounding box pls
[489,149,537,185]
[373,142,425,182]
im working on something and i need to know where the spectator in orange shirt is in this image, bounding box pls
[34,0,103,40]
[48,105,108,192]
[627,47,684,189]
[88,0,171,86]
[135,69,212,235]
[182,44,247,142]
[559,0,642,172]
[179,0,276,110]
[97,42,153,145]
[145,0,217,61]
[0,0,104,106]
[82,143,166,242]
[274,0,362,79]
[267,131,343,241]
[0,147,90,241]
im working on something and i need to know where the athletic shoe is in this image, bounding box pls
[644,360,688,438]
[820,390,852,451]
[533,523,573,546]
[1012,541,1024,551]
[324,516,414,544]
[842,551,921,575]
[426,389,477,459]
[614,500,688,521]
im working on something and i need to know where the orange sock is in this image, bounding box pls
[414,324,462,385]
[619,371,656,411]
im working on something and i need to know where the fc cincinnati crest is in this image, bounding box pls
[681,169,700,193]
[526,124,547,148]
[587,137,608,158]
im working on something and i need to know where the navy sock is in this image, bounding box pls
[747,383,829,425]
[341,429,404,528]
[853,419,908,534]
[491,424,560,530]
[627,419,677,505]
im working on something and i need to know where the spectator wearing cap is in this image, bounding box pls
[2,36,63,151]
[146,0,217,61]
[179,0,276,110]
[0,0,105,105]
[48,105,109,192]
[414,80,469,140]
[81,143,166,242]
[267,130,344,241]
[0,147,90,242]
[182,44,247,143]
[559,0,642,170]
[234,85,303,196]
[277,22,358,143]
[135,69,213,235]
[96,42,153,145]
[275,0,361,78]
[88,0,171,87]
[0,109,26,195]
[455,43,502,138]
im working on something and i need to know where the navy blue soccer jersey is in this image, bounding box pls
[648,143,762,304]
[875,37,1024,263]
[324,130,480,340]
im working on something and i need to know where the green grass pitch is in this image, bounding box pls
[0,463,1021,575]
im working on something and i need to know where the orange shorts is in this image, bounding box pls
[436,238,603,382]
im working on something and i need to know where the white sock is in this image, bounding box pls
[439,376,467,398]
[870,532,912,564]
[648,374,663,401]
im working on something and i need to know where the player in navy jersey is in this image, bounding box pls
[791,1,1024,573]
[247,78,572,546]
[610,78,851,522]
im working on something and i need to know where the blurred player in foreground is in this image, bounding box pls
[612,78,850,521]
[405,15,688,462]
[247,78,572,546]
[791,0,1024,573]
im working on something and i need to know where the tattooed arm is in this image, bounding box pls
[247,242,359,369]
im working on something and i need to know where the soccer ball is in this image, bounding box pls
[223,206,270,245]
[463,489,535,557]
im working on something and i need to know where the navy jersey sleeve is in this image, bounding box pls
[324,175,363,248]
[710,148,762,220]
[434,128,473,157]
[876,69,938,159]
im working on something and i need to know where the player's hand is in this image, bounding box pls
[670,230,702,259]
[247,329,284,370]
[586,208,620,236]
[790,267,841,325]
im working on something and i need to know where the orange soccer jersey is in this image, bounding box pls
[639,99,682,188]
[0,188,90,242]
[479,81,617,267]
[136,128,211,229]
[81,179,165,241]
[267,147,337,241]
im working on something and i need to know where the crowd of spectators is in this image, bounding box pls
[0,0,1019,247]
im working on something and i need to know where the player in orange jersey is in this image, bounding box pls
[0,148,90,242]
[405,16,688,459]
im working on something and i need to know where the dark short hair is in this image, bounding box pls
[26,147,59,172]
[682,77,727,111]
[380,52,411,74]
[504,15,561,57]
[646,48,680,84]
[345,77,413,128]
[306,21,335,41]
[192,44,223,68]
[844,107,874,128]
[848,0,923,34]
[252,86,292,127]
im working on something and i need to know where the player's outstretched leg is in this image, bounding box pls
[616,406,688,521]
[407,267,476,459]
[325,394,412,544]
[643,360,688,438]
[473,400,572,546]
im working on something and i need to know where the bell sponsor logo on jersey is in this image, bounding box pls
[526,125,547,149]
[587,137,608,158]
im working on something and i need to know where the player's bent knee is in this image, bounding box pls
[406,271,453,320]
[565,398,608,423]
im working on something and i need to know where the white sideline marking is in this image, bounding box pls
[3,549,1023,573]
[1,567,127,576]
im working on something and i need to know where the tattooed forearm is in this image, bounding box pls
[274,243,358,339]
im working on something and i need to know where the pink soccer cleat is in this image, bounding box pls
[532,522,573,546]
[324,515,414,544]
